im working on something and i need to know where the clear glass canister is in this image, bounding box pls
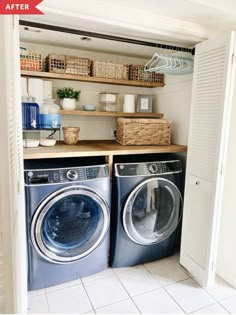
[22,96,40,129]
[40,98,61,129]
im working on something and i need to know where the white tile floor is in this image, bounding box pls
[28,255,236,314]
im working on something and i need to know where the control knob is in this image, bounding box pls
[66,169,78,181]
[148,163,158,174]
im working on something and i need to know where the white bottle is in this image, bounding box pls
[40,98,61,129]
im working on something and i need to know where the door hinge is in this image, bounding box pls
[17,180,20,194]
[231,53,235,65]
[220,164,224,175]
[211,260,216,271]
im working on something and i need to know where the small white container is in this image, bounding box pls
[123,94,135,112]
[23,139,39,148]
[99,93,118,112]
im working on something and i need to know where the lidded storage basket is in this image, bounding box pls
[20,49,42,71]
[116,118,172,145]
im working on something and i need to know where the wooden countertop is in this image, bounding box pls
[23,140,187,159]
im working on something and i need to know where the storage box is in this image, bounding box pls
[92,60,129,80]
[46,53,66,73]
[20,49,42,71]
[129,64,164,83]
[116,118,172,145]
[65,56,91,76]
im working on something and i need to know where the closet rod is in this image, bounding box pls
[20,20,195,55]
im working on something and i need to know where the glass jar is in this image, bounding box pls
[40,98,61,129]
[22,96,40,129]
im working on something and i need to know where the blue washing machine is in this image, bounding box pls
[24,159,110,290]
[110,158,183,267]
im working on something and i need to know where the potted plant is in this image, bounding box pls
[56,87,81,110]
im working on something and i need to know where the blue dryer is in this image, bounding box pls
[24,161,110,290]
[111,159,183,267]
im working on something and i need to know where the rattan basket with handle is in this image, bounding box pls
[116,118,172,145]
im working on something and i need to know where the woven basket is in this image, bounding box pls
[129,64,164,83]
[92,60,129,80]
[46,53,66,73]
[65,56,91,76]
[20,49,42,71]
[116,118,171,145]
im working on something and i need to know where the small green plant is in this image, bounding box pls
[56,87,81,100]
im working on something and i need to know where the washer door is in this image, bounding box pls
[31,186,110,263]
[123,178,182,245]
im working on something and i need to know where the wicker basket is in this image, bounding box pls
[129,64,164,83]
[65,56,91,76]
[46,53,66,73]
[92,60,129,80]
[20,49,42,71]
[116,118,171,145]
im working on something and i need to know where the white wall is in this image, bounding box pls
[21,41,192,143]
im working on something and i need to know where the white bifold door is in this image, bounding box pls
[180,32,236,288]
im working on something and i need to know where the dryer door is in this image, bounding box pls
[123,178,182,245]
[31,185,110,263]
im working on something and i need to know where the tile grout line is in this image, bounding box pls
[112,267,142,314]
[162,285,188,314]
[81,279,97,314]
[43,291,51,314]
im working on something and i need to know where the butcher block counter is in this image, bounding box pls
[24,140,187,158]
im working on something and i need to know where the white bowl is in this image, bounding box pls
[23,139,39,148]
[39,139,56,147]
[83,105,96,111]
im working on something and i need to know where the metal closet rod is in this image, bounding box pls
[20,20,195,55]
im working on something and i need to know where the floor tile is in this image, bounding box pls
[116,266,161,296]
[144,256,189,286]
[204,276,236,302]
[82,268,114,284]
[45,278,82,292]
[28,294,49,314]
[192,303,229,314]
[28,288,45,297]
[84,275,129,309]
[46,284,92,314]
[220,295,236,313]
[95,299,140,314]
[165,278,215,313]
[132,288,184,314]
[113,265,142,276]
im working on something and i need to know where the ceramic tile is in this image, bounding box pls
[84,275,129,309]
[144,256,189,286]
[85,311,96,314]
[28,294,49,314]
[132,288,184,314]
[165,278,215,313]
[95,299,140,314]
[193,303,229,314]
[220,295,236,314]
[46,284,92,314]
[82,268,114,284]
[116,266,161,296]
[204,276,236,302]
[45,278,82,292]
[113,265,142,276]
[28,289,45,297]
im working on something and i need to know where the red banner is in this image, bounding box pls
[0,0,44,14]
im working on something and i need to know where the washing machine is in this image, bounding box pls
[24,159,110,290]
[110,158,183,267]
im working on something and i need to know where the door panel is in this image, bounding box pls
[180,32,236,287]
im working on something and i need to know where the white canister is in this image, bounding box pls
[123,94,135,112]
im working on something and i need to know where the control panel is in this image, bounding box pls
[115,160,182,177]
[25,164,109,185]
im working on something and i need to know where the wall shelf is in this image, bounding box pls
[21,70,165,88]
[60,110,164,118]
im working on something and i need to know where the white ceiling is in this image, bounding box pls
[20,0,236,58]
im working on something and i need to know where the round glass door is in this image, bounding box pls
[123,178,182,245]
[31,186,109,263]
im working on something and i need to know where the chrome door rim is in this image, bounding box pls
[122,177,182,245]
[31,185,110,264]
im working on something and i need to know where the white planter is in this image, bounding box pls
[62,98,76,110]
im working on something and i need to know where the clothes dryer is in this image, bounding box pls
[111,159,183,267]
[25,162,110,290]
